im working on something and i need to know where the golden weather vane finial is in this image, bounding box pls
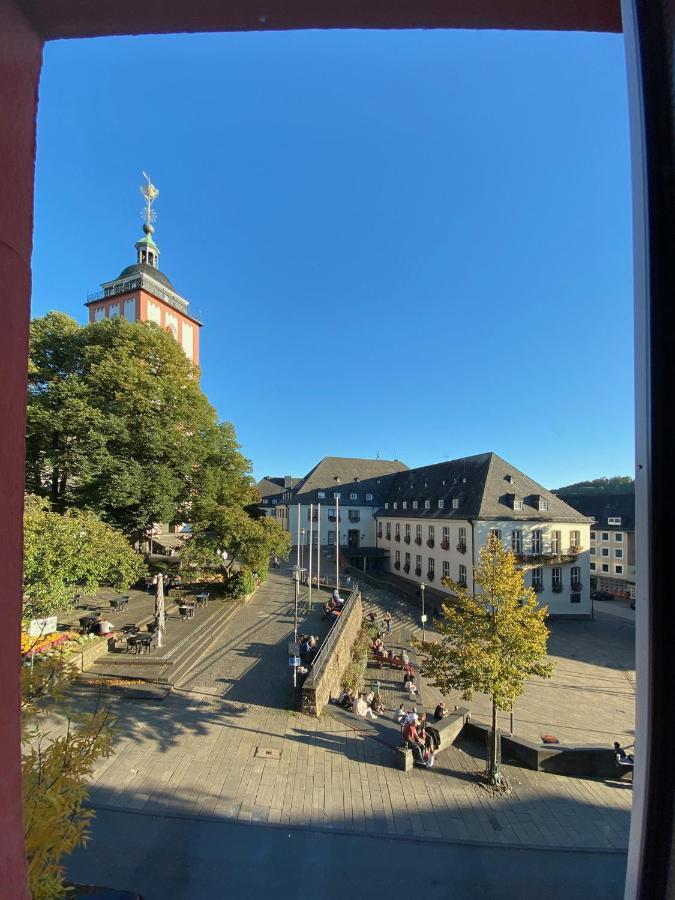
[140,171,159,229]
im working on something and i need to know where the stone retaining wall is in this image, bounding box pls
[301,591,363,717]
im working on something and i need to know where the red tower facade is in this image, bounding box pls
[85,177,201,364]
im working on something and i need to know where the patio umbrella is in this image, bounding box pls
[155,573,165,648]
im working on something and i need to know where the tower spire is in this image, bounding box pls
[136,172,160,268]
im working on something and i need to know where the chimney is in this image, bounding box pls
[283,476,293,488]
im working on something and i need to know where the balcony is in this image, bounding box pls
[515,551,577,567]
[415,537,422,546]
[456,543,467,554]
[441,540,450,550]
[427,539,435,548]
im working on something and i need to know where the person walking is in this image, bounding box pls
[384,610,393,635]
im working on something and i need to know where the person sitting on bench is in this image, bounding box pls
[403,720,434,767]
[434,702,449,721]
[337,689,355,709]
[395,704,407,724]
[353,694,378,720]
[614,741,634,764]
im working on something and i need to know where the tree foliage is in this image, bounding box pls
[22,656,115,898]
[24,495,144,618]
[26,313,254,534]
[555,476,634,494]
[415,534,553,784]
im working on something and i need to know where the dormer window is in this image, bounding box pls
[539,499,549,511]
[365,493,373,501]
[334,492,341,499]
[350,493,358,500]
[402,501,407,509]
[608,517,622,526]
[438,499,444,509]
[506,474,515,484]
[393,502,398,510]
[272,499,277,505]
[413,501,418,510]
[263,499,268,504]
[452,498,459,510]
[514,499,523,511]
[385,502,389,510]
[318,491,325,499]
[424,500,431,510]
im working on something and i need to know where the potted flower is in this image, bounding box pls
[533,583,544,593]
[441,540,449,550]
[404,535,411,544]
[415,567,422,577]
[403,563,410,573]
[456,543,466,554]
[394,560,401,570]
[552,584,563,593]
[427,539,435,548]
[415,537,422,545]
[427,571,435,581]
[394,533,400,542]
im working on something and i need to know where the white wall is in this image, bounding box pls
[377,515,591,616]
[287,503,377,547]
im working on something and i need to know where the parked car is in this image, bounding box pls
[591,590,615,602]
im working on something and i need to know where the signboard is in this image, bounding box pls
[289,656,301,667]
[420,614,428,623]
[28,616,58,637]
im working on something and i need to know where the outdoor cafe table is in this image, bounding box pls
[195,593,209,606]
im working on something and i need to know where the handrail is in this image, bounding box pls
[309,584,359,678]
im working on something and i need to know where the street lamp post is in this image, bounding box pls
[300,529,305,572]
[291,564,306,692]
[420,581,427,643]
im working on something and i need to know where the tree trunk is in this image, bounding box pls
[487,695,502,785]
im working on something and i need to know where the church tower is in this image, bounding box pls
[85,174,201,365]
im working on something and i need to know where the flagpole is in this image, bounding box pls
[296,502,301,570]
[317,503,321,593]
[308,502,313,608]
[335,495,340,592]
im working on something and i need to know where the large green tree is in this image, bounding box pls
[26,313,254,535]
[415,534,553,785]
[23,495,145,618]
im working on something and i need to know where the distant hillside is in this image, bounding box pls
[555,476,634,495]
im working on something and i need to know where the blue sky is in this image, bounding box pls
[32,29,633,488]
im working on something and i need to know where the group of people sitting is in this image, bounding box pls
[397,705,448,768]
[323,590,345,620]
[299,633,319,660]
[337,688,385,719]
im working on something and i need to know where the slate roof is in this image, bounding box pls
[290,457,408,506]
[376,452,590,523]
[555,491,635,530]
[116,262,175,291]
[256,476,301,499]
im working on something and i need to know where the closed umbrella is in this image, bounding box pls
[155,573,165,648]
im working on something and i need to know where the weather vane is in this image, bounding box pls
[140,171,159,229]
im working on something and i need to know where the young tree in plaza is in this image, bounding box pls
[23,495,144,618]
[415,533,553,785]
[26,313,255,536]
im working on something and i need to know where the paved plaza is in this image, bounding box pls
[65,570,634,897]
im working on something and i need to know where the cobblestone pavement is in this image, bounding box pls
[81,571,632,856]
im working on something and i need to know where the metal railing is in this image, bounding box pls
[308,583,359,679]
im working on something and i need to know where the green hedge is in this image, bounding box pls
[223,566,256,599]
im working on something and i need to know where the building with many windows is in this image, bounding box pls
[555,491,635,600]
[272,451,592,617]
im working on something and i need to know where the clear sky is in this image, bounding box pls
[32,29,634,489]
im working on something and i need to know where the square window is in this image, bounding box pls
[590,547,596,556]
[614,532,623,542]
[590,562,596,571]
[318,491,325,499]
[334,492,341,499]
[365,493,373,501]
[590,531,596,540]
[601,547,609,557]
[615,548,623,559]
[601,532,609,541]
[608,517,622,526]
[350,492,357,500]
[538,499,549,511]
[615,565,623,574]
[602,564,609,572]
[514,499,523,511]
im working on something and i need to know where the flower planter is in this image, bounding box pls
[426,571,435,581]
[571,582,582,592]
[441,541,449,550]
[394,534,400,542]
[415,568,422,577]
[415,537,422,546]
[403,564,410,573]
[404,535,411,544]
[533,584,544,593]
[552,584,563,593]
[426,539,435,548]
[394,562,401,570]
[456,543,467,554]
